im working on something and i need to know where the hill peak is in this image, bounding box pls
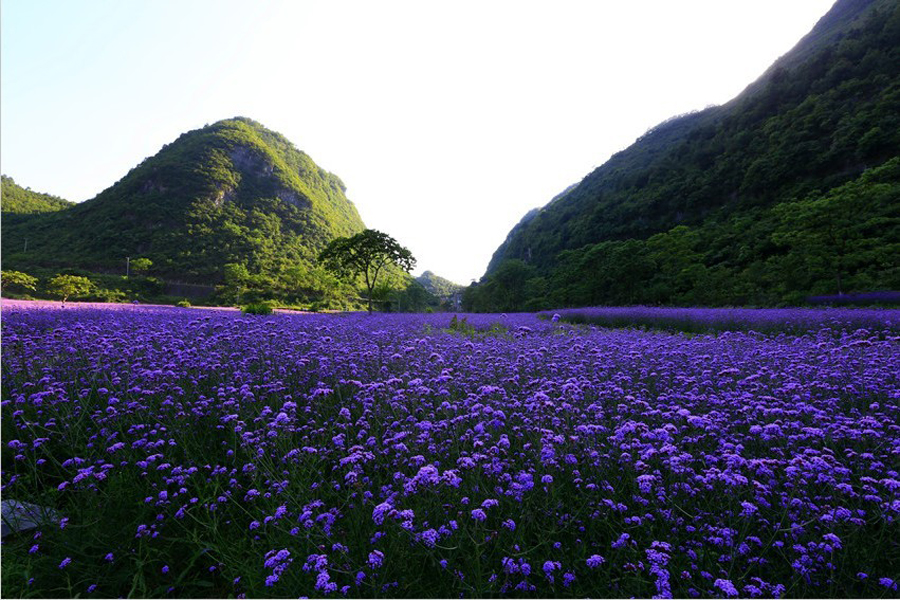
[1,175,74,216]
[2,118,365,283]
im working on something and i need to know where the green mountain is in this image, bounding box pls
[1,175,74,218]
[416,270,464,298]
[2,118,366,290]
[477,0,899,310]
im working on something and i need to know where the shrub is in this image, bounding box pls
[176,299,192,308]
[87,288,127,303]
[241,302,273,315]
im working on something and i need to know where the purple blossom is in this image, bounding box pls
[714,579,739,598]
[420,528,439,547]
[740,501,758,517]
[587,554,605,568]
[372,502,392,525]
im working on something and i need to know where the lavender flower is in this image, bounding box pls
[587,554,605,568]
[3,302,899,598]
[714,579,739,598]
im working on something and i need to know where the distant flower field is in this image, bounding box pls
[1,304,898,598]
[542,306,900,335]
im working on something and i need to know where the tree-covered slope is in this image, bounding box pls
[2,118,366,284]
[478,0,899,309]
[416,270,464,298]
[1,175,73,217]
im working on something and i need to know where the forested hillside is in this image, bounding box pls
[474,0,899,310]
[416,271,464,297]
[2,118,370,303]
[1,175,73,221]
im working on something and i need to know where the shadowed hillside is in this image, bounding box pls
[476,0,899,310]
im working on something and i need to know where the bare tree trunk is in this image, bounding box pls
[365,268,373,313]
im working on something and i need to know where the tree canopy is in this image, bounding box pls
[319,229,415,312]
[1,270,38,293]
[46,274,93,304]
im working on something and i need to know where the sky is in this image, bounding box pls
[1,0,835,284]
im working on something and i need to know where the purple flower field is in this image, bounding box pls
[2,304,899,598]
[542,306,900,335]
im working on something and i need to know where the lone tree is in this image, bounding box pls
[319,229,416,313]
[46,274,93,305]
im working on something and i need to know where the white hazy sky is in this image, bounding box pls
[1,0,834,284]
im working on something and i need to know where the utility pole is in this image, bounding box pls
[126,256,130,278]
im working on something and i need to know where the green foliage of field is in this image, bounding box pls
[479,0,899,310]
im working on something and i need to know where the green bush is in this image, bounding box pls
[241,302,273,315]
[87,288,127,303]
[176,299,192,308]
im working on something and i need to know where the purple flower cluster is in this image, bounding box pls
[1,304,898,597]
